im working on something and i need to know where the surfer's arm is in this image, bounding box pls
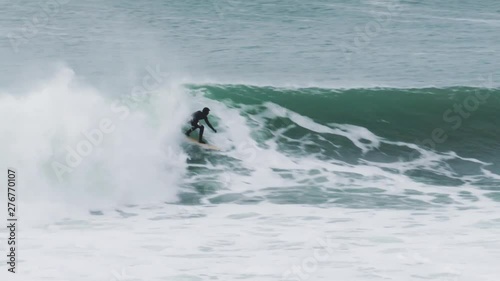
[204,118,217,132]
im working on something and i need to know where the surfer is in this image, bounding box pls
[185,107,217,143]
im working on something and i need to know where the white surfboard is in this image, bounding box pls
[185,136,221,151]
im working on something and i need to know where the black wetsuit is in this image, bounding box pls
[185,111,216,143]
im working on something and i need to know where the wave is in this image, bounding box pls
[190,84,500,163]
[2,70,499,221]
[182,83,500,207]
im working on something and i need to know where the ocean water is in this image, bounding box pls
[1,0,500,280]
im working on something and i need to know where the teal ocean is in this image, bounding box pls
[181,85,500,207]
[1,0,500,280]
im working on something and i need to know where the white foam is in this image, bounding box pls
[8,204,500,281]
[0,66,191,224]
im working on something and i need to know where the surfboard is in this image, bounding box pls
[185,136,221,151]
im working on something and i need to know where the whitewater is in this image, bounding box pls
[1,0,500,280]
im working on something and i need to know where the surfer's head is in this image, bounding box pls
[202,107,210,115]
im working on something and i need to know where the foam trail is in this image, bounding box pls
[265,102,381,152]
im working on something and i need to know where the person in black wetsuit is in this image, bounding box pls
[185,107,217,143]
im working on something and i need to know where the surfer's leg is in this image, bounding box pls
[185,127,194,136]
[198,125,205,143]
[185,122,198,136]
